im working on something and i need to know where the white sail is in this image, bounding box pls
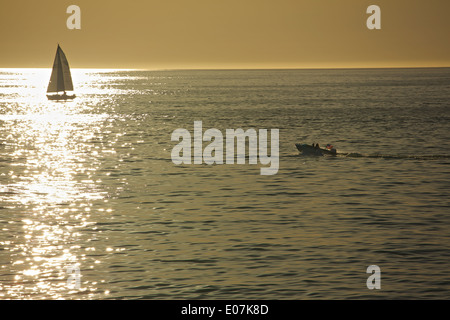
[47,45,74,93]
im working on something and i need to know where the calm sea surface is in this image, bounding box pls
[0,68,449,299]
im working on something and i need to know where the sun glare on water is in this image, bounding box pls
[0,68,119,299]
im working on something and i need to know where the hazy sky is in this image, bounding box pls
[1,0,449,69]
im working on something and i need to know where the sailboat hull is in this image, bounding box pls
[47,93,76,101]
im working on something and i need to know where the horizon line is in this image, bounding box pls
[1,65,449,72]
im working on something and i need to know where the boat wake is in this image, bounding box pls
[339,152,450,160]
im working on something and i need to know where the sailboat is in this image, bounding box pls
[47,44,76,100]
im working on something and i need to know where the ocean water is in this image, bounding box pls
[0,67,449,299]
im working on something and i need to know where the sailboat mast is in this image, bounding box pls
[56,46,65,93]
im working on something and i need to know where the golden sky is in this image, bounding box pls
[1,0,449,69]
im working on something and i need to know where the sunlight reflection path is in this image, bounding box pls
[0,69,120,299]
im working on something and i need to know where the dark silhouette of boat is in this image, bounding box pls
[46,44,76,100]
[295,143,337,156]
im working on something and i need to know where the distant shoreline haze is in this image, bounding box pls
[1,66,450,72]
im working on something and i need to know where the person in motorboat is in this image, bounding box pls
[326,144,337,154]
